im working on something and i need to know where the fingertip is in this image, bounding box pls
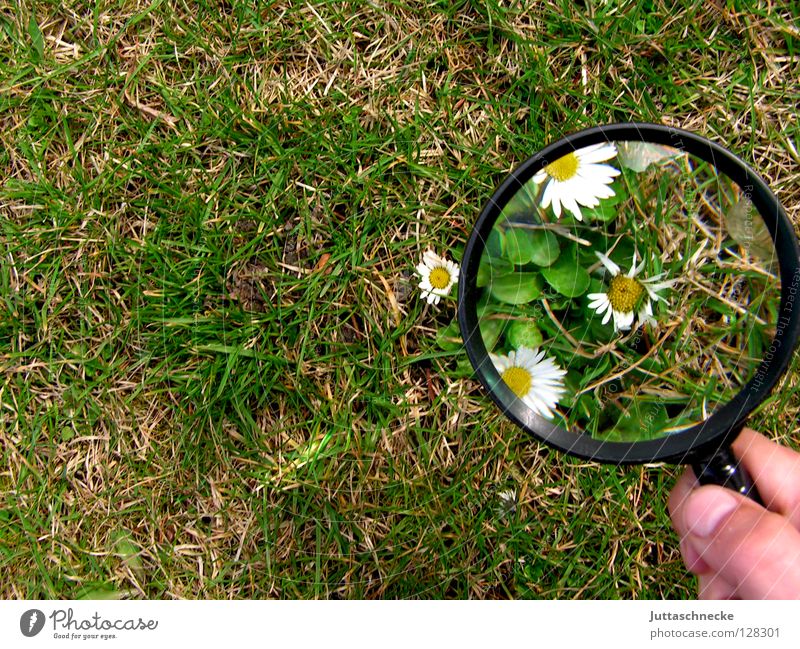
[685,490,800,598]
[679,536,710,574]
[698,573,737,600]
[729,428,800,526]
[682,485,739,538]
[668,469,698,522]
[669,469,702,544]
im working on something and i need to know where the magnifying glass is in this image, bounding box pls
[458,123,800,502]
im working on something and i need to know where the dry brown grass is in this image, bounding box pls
[1,0,799,599]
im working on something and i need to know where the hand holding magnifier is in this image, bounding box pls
[458,124,800,501]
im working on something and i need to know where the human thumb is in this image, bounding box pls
[682,486,800,599]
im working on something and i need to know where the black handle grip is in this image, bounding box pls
[691,445,762,505]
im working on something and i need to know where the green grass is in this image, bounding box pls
[1,0,799,599]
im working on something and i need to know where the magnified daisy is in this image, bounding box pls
[587,251,674,332]
[533,143,621,220]
[490,346,566,419]
[416,250,459,305]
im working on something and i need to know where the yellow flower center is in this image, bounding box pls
[429,266,452,290]
[501,366,532,398]
[544,152,580,182]
[607,275,644,313]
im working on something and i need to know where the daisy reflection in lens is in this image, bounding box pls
[533,143,620,220]
[587,250,674,332]
[490,346,566,419]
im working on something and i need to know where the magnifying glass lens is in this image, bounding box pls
[477,140,781,442]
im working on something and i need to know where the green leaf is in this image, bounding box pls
[580,202,618,222]
[27,15,44,63]
[488,272,542,305]
[609,400,669,442]
[479,316,505,351]
[112,531,144,580]
[507,320,543,350]
[600,179,628,205]
[578,354,612,389]
[528,229,560,266]
[586,311,616,344]
[541,251,590,297]
[476,256,513,287]
[76,587,127,601]
[560,370,584,408]
[454,357,477,379]
[476,261,490,289]
[485,227,504,259]
[501,180,540,221]
[504,228,535,265]
[436,320,462,352]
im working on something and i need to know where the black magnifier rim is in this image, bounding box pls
[458,122,800,464]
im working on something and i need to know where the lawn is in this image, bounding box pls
[1,0,799,599]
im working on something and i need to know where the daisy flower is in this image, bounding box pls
[587,250,674,332]
[490,346,566,419]
[416,250,459,305]
[533,143,621,220]
[496,488,518,518]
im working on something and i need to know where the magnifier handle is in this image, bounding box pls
[691,446,763,505]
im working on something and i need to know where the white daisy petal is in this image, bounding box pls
[448,263,460,281]
[528,400,553,419]
[489,354,508,373]
[491,346,566,421]
[577,143,618,164]
[616,310,634,330]
[540,178,553,209]
[574,142,605,155]
[561,193,582,221]
[585,162,621,177]
[573,188,602,208]
[588,184,615,200]
[422,250,439,266]
[587,248,674,332]
[536,145,621,219]
[595,251,621,275]
[415,250,459,306]
[550,192,562,218]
